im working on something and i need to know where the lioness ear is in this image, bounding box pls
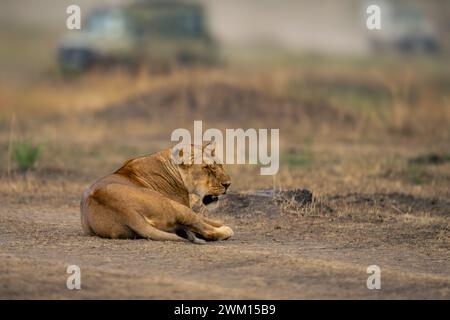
[171,146,183,156]
[202,140,211,149]
[171,145,187,165]
[210,142,217,157]
[203,140,217,163]
[203,140,216,153]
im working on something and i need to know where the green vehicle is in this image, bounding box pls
[58,1,218,72]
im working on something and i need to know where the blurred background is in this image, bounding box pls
[0,0,449,200]
[1,0,450,78]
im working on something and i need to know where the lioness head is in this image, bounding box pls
[172,143,231,205]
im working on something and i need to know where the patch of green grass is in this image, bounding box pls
[283,151,313,168]
[13,139,42,172]
[405,164,431,185]
[378,156,435,185]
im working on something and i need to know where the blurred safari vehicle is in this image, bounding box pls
[368,3,439,54]
[58,0,218,73]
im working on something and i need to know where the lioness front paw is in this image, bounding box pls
[217,226,234,240]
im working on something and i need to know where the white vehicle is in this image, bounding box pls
[368,2,439,54]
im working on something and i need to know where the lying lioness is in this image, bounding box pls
[80,143,233,244]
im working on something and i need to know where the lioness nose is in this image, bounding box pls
[222,181,231,189]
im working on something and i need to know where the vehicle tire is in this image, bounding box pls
[58,48,94,74]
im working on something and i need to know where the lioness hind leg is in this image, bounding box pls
[126,211,208,244]
[175,208,233,241]
[125,213,187,242]
[201,217,224,228]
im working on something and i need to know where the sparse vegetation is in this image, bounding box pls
[409,153,450,165]
[12,139,42,172]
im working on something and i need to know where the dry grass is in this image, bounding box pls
[1,59,449,194]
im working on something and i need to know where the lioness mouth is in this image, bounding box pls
[202,195,219,205]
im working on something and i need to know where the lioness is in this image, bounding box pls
[80,143,233,244]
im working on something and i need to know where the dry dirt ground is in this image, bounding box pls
[1,188,449,299]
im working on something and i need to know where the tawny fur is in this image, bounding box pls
[80,147,233,244]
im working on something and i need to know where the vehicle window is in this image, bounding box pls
[86,10,127,36]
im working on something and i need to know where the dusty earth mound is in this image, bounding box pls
[95,82,354,126]
[215,189,315,219]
